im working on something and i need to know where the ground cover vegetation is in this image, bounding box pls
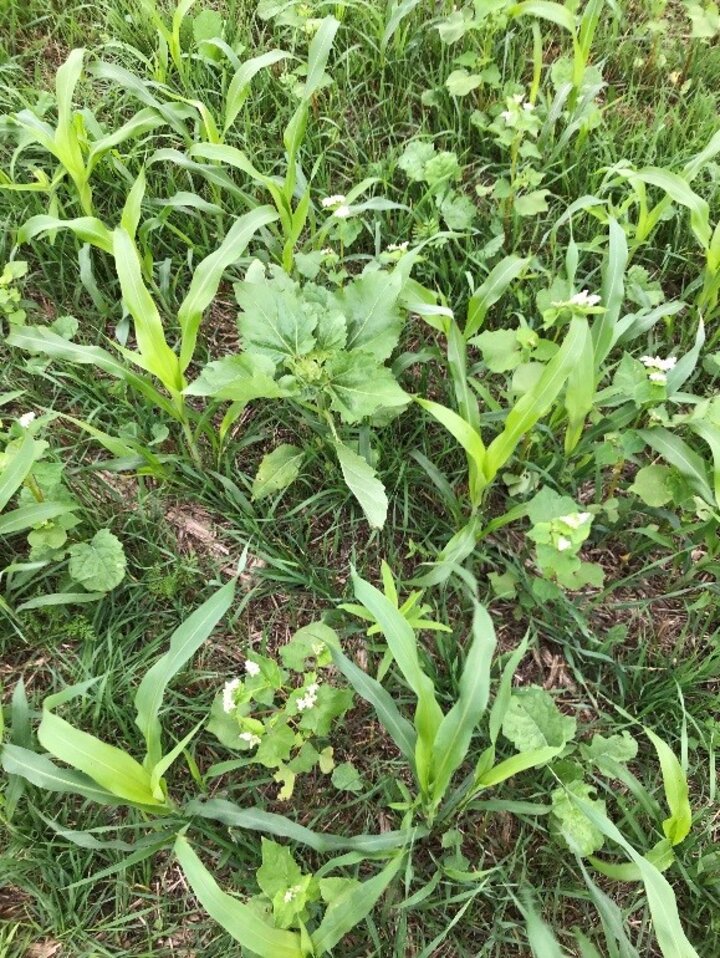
[0,0,719,954]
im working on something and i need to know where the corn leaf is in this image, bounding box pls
[311,854,405,954]
[465,255,529,339]
[430,602,496,803]
[645,729,692,846]
[135,578,236,769]
[485,316,587,481]
[0,430,35,512]
[177,206,278,371]
[186,797,420,852]
[37,710,164,807]
[174,835,304,958]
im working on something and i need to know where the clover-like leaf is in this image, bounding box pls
[67,530,126,593]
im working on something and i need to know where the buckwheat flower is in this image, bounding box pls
[560,512,591,530]
[307,682,319,695]
[523,101,535,111]
[239,731,261,747]
[244,659,260,677]
[512,93,525,104]
[649,371,667,384]
[641,355,676,372]
[17,411,36,428]
[387,241,409,252]
[500,109,513,122]
[333,204,351,219]
[322,194,346,209]
[557,536,572,552]
[311,642,325,657]
[321,247,334,256]
[284,885,301,903]
[223,678,241,713]
[297,694,314,711]
[569,290,601,308]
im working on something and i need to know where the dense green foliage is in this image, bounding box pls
[1,1,720,955]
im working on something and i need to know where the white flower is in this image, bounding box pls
[523,101,535,111]
[333,204,351,219]
[283,885,301,903]
[569,290,601,308]
[311,642,325,657]
[222,678,241,713]
[244,659,260,677]
[322,194,347,209]
[387,241,409,252]
[641,355,676,372]
[649,371,667,384]
[559,512,591,530]
[512,93,525,104]
[500,109,513,122]
[17,411,36,428]
[307,682,319,695]
[321,247,334,256]
[238,731,261,748]
[557,536,572,552]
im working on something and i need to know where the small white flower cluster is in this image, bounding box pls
[311,641,325,657]
[557,536,572,552]
[223,678,241,713]
[552,290,601,309]
[559,511,591,529]
[283,884,302,903]
[245,659,260,677]
[500,93,534,122]
[569,290,601,308]
[386,241,409,253]
[239,731,261,748]
[322,194,351,218]
[297,681,320,712]
[17,411,36,428]
[641,355,677,385]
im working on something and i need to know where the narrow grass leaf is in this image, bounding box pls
[303,16,340,100]
[594,217,628,364]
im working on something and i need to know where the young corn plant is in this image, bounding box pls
[0,48,193,216]
[0,576,414,956]
[7,174,277,465]
[147,16,343,273]
[332,567,699,958]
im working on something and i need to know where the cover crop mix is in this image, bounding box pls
[1,1,719,956]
